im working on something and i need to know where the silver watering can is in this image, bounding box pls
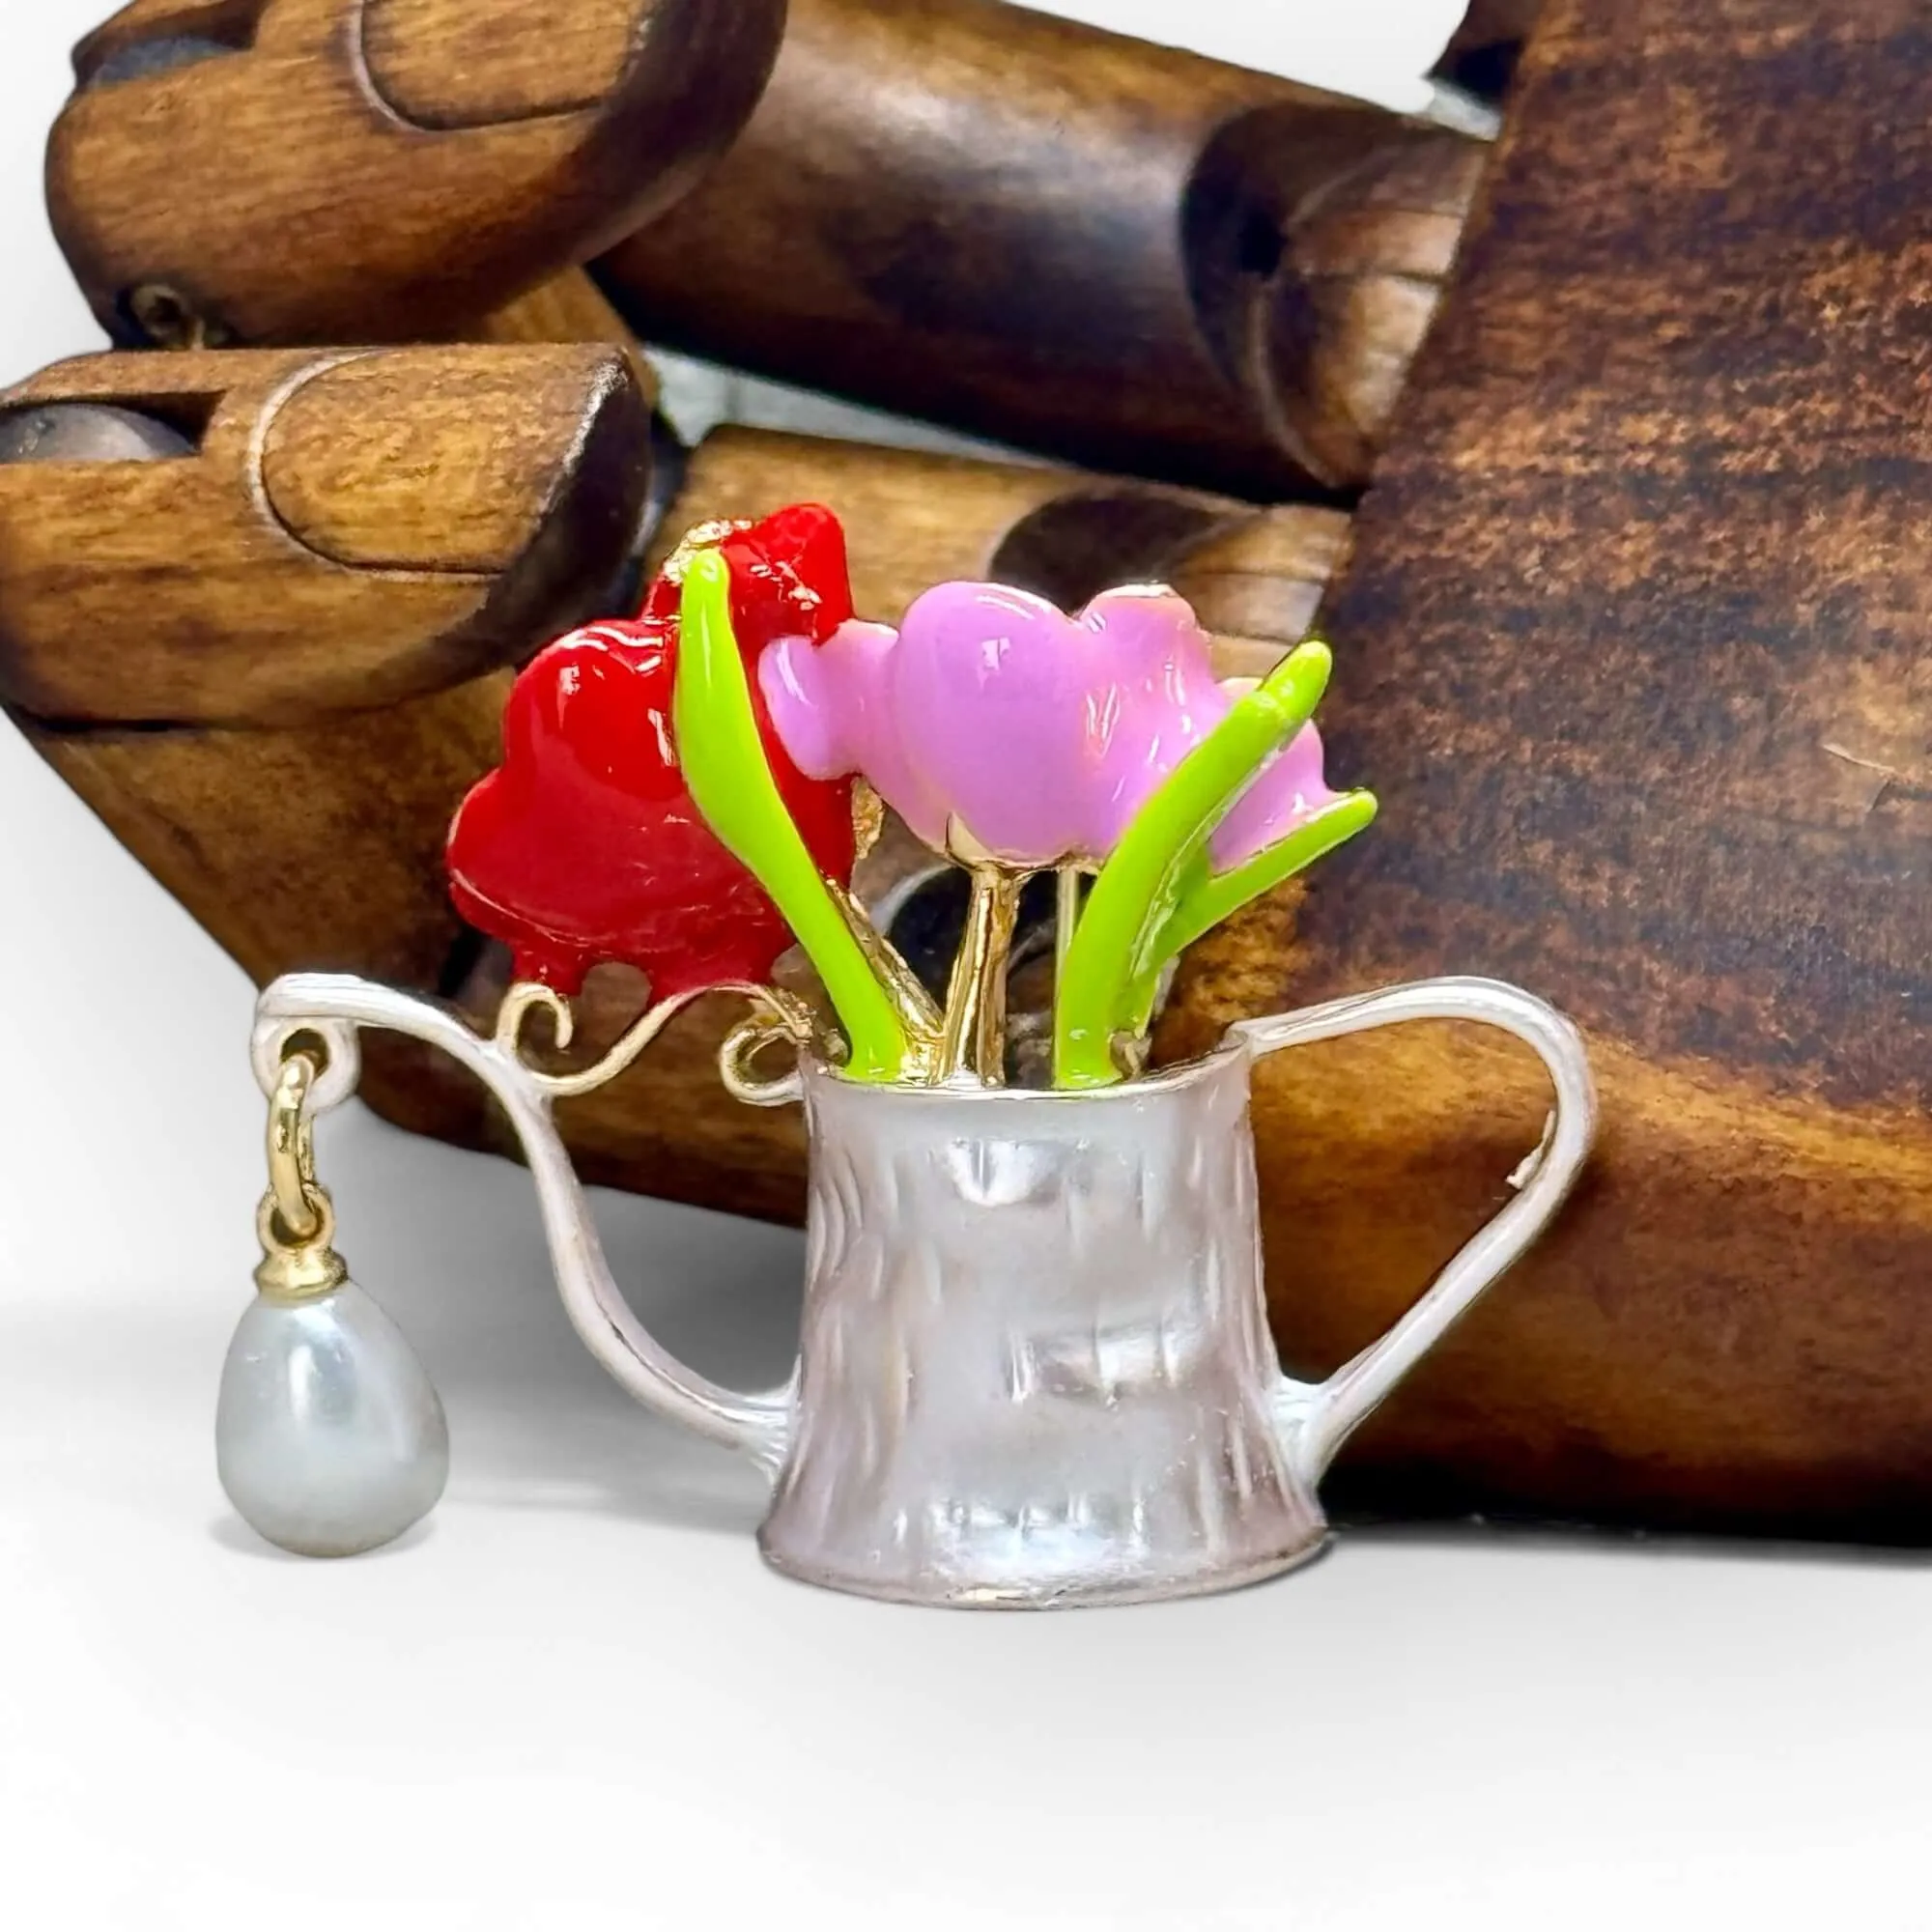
[221,971,1595,1609]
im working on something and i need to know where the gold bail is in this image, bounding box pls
[254,1050,348,1302]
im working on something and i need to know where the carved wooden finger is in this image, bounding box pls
[46,0,786,348]
[47,0,1484,498]
[0,343,654,993]
[595,0,1488,497]
[0,345,650,724]
[1154,0,1932,1542]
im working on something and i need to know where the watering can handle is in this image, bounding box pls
[1230,976,1597,1487]
[252,975,797,1480]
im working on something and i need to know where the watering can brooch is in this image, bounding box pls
[228,505,1597,1609]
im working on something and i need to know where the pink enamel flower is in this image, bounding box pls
[757,582,1339,871]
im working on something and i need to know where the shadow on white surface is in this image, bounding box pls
[208,1511,439,1563]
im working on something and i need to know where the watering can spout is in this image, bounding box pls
[252,974,798,1480]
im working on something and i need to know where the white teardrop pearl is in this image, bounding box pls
[216,1281,449,1558]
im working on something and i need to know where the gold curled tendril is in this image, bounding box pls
[720,1006,815,1108]
[495,980,820,1103]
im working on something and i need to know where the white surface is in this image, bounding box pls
[1,5,1926,1929]
[1024,0,1463,110]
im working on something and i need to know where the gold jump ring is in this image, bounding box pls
[266,1052,325,1244]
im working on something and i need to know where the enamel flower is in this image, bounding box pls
[758,582,1341,870]
[445,506,860,1001]
[443,510,1373,1094]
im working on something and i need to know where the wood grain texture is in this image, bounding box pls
[260,355,615,574]
[1153,0,1932,1539]
[635,427,1349,660]
[0,345,649,724]
[0,343,653,1031]
[467,269,656,404]
[362,0,642,123]
[596,0,1486,498]
[48,0,786,347]
[1169,508,1352,680]
[23,685,504,993]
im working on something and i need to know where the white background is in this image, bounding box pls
[2,6,1927,1929]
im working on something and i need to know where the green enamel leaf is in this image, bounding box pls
[1118,790,1379,1040]
[672,553,910,1083]
[1054,642,1373,1090]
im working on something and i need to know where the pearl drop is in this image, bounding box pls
[216,1282,449,1558]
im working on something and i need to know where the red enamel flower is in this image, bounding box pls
[445,505,859,1000]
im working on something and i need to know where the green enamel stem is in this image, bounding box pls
[1119,790,1379,1037]
[672,553,910,1083]
[1053,642,1340,1091]
[1055,865,1082,997]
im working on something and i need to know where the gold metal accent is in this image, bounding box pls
[939,866,1025,1085]
[496,980,822,1102]
[266,1052,324,1242]
[254,1192,349,1303]
[942,814,999,869]
[851,781,886,864]
[254,1050,349,1303]
[657,518,754,588]
[824,877,946,1076]
[720,1010,811,1107]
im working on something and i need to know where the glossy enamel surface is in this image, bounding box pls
[759,582,1339,870]
[445,506,858,997]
